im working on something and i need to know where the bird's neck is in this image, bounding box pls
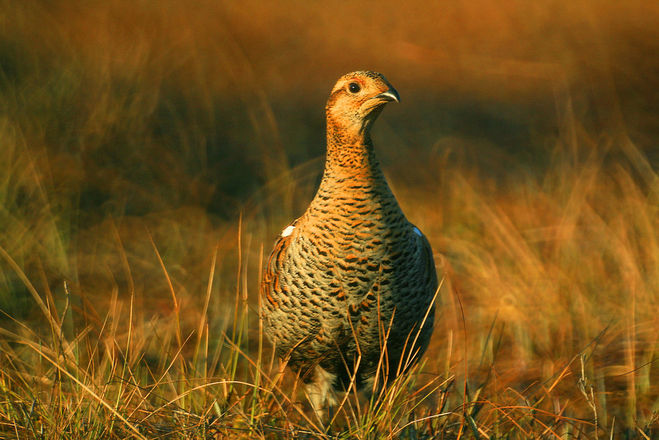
[301,123,406,229]
[323,124,384,184]
[302,119,407,229]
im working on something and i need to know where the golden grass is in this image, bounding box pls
[0,0,657,438]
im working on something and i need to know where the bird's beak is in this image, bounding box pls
[360,86,401,123]
[374,88,400,103]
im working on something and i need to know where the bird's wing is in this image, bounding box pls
[413,225,439,295]
[260,219,298,308]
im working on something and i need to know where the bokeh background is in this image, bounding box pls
[1,0,658,436]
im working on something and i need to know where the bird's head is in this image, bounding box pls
[325,71,400,140]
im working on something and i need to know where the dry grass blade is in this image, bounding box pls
[0,1,657,437]
[19,340,148,440]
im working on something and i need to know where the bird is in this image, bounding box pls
[260,71,438,415]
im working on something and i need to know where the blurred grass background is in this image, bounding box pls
[0,0,658,437]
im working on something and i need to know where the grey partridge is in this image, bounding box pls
[261,71,438,412]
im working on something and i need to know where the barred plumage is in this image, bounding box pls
[260,71,438,412]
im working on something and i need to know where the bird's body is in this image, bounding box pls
[261,71,437,411]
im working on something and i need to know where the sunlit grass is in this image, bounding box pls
[0,0,658,438]
[1,122,656,438]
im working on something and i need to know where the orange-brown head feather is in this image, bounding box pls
[325,71,399,141]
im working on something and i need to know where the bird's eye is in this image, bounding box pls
[348,82,361,93]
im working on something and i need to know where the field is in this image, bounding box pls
[0,0,658,438]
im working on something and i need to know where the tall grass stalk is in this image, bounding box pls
[0,1,657,437]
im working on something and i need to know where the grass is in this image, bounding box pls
[0,0,658,438]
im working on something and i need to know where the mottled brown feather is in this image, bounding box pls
[260,71,438,406]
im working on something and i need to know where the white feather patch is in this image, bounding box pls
[413,227,422,237]
[281,225,295,237]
